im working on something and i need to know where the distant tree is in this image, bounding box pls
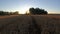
[9,12,13,15]
[29,7,35,14]
[0,11,4,15]
[29,7,48,15]
[3,12,9,15]
[13,11,19,15]
[25,11,30,15]
[0,11,19,16]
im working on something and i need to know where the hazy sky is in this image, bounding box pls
[0,0,60,14]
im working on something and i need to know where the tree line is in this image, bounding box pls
[29,7,48,15]
[0,7,48,15]
[0,11,19,16]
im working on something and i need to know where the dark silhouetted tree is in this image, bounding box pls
[29,7,35,14]
[29,7,48,15]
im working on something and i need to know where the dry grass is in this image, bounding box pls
[0,15,60,34]
[32,15,60,34]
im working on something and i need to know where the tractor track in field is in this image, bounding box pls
[28,16,42,34]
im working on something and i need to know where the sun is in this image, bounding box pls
[19,5,32,14]
[19,10,29,14]
[19,7,30,14]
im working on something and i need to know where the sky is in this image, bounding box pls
[0,0,60,14]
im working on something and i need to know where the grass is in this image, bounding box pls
[0,15,60,34]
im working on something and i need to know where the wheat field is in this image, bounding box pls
[0,15,60,34]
